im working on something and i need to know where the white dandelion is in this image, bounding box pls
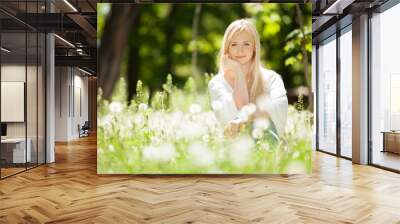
[143,143,176,162]
[188,142,214,167]
[230,135,255,167]
[109,101,123,113]
[138,103,148,111]
[189,103,202,114]
[133,114,145,127]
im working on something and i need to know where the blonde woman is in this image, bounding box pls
[208,19,288,137]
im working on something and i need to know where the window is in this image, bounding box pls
[370,3,400,171]
[339,26,352,158]
[317,35,337,154]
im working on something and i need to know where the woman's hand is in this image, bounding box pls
[222,54,249,109]
[222,55,240,88]
[223,119,247,138]
[252,109,270,121]
[222,54,242,76]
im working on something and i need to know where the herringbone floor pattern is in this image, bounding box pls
[1,135,400,223]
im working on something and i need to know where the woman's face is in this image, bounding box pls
[227,30,255,65]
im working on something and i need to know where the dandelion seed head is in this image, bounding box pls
[138,103,148,111]
[292,151,300,159]
[176,121,208,139]
[109,102,123,113]
[202,135,210,143]
[108,145,115,152]
[189,103,202,114]
[134,114,145,127]
[188,142,214,167]
[151,136,161,145]
[99,114,112,127]
[230,135,254,167]
[143,143,175,162]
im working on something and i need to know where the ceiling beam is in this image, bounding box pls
[67,13,96,40]
[322,0,356,14]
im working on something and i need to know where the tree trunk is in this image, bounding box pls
[295,5,312,111]
[127,11,142,103]
[98,4,139,100]
[191,4,202,84]
[162,4,177,91]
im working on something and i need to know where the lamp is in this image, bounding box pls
[78,67,93,76]
[63,0,78,12]
[322,0,354,15]
[1,47,11,53]
[54,34,75,48]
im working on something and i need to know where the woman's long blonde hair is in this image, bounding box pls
[218,19,265,103]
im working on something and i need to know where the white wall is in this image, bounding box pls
[55,67,89,141]
[55,67,69,141]
[1,65,36,138]
[1,63,46,164]
[1,66,26,136]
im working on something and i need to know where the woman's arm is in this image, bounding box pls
[256,72,288,136]
[222,55,249,110]
[208,78,239,125]
[224,69,248,109]
[208,75,248,138]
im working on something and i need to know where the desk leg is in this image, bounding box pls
[382,133,386,153]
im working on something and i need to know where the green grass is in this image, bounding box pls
[97,75,313,174]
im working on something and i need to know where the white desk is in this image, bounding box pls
[1,138,31,163]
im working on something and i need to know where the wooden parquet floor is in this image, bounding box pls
[1,135,400,224]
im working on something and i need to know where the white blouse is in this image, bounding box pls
[208,68,288,136]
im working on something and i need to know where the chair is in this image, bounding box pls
[79,121,90,138]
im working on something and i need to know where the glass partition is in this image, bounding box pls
[339,26,352,158]
[1,30,28,177]
[0,1,46,179]
[317,35,337,154]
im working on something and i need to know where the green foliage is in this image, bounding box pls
[97,3,110,42]
[111,77,127,102]
[151,91,167,110]
[245,4,312,90]
[184,77,196,93]
[97,3,312,104]
[282,5,312,88]
[162,74,174,94]
[135,80,149,105]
